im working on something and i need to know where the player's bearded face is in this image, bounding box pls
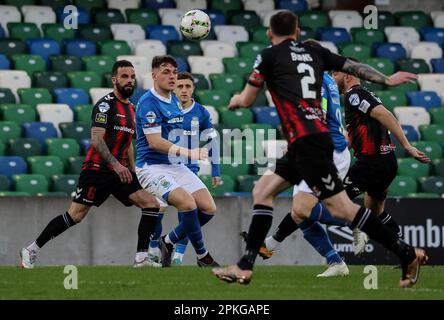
[332,72,346,94]
[115,67,136,98]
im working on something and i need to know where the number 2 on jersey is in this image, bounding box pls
[297,63,316,99]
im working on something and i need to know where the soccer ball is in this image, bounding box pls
[180,9,211,41]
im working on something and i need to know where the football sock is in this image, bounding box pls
[311,203,348,227]
[35,212,77,248]
[272,212,299,243]
[168,209,206,255]
[137,208,160,252]
[379,210,403,238]
[149,213,164,249]
[174,210,214,254]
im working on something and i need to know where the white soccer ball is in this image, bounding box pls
[180,9,211,41]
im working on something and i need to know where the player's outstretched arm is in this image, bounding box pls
[341,58,418,86]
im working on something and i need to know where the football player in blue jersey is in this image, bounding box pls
[148,72,221,266]
[134,55,219,267]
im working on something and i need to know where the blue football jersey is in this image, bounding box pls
[322,72,348,152]
[135,88,184,166]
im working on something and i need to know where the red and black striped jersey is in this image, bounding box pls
[344,85,394,158]
[248,39,347,144]
[82,92,135,172]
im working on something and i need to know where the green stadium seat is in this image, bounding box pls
[432,158,444,176]
[0,104,36,125]
[67,71,102,92]
[388,176,417,196]
[5,0,36,6]
[229,11,261,34]
[11,54,46,77]
[299,27,318,42]
[74,0,106,10]
[389,82,419,94]
[396,11,431,29]
[42,24,77,44]
[126,8,159,28]
[237,174,259,192]
[411,141,443,159]
[241,123,273,141]
[407,192,440,198]
[74,104,93,124]
[223,57,253,78]
[191,73,209,90]
[82,55,114,77]
[59,122,90,143]
[0,141,5,156]
[211,0,242,15]
[79,25,113,42]
[13,174,49,195]
[28,156,64,179]
[0,175,10,191]
[377,11,396,29]
[52,174,79,196]
[67,156,84,174]
[375,90,407,112]
[419,124,444,142]
[46,138,80,167]
[340,43,372,61]
[17,88,53,108]
[7,138,41,158]
[49,55,83,73]
[200,174,235,196]
[236,42,266,60]
[194,90,230,108]
[364,57,394,75]
[33,71,69,91]
[396,58,430,74]
[252,89,268,107]
[99,40,131,59]
[93,8,125,27]
[252,27,269,45]
[418,176,444,196]
[219,107,253,129]
[397,158,430,179]
[299,11,329,30]
[7,23,41,42]
[0,121,21,143]
[0,39,27,57]
[351,28,385,45]
[36,192,69,197]
[229,139,255,164]
[209,74,244,94]
[168,41,202,59]
[0,89,16,104]
[103,72,113,88]
[219,157,250,180]
[429,108,444,124]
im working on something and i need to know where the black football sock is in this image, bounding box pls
[137,208,160,252]
[379,210,403,238]
[273,212,299,242]
[237,205,273,271]
[35,212,77,248]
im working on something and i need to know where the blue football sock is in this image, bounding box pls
[299,220,343,265]
[168,208,206,255]
[149,213,164,249]
[175,210,215,254]
[310,203,347,227]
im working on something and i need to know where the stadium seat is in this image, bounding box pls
[126,8,159,28]
[158,8,183,32]
[0,70,31,100]
[375,43,407,63]
[411,141,443,159]
[22,5,56,29]
[319,41,338,54]
[393,106,431,131]
[0,141,5,156]
[191,73,209,90]
[0,104,36,125]
[0,6,22,37]
[82,55,114,77]
[111,23,146,50]
[168,40,201,59]
[74,104,93,124]
[56,7,90,25]
[419,124,444,142]
[385,27,420,49]
[194,90,230,108]
[397,158,430,179]
[388,176,417,197]
[18,88,53,108]
[80,138,91,155]
[37,104,73,136]
[67,71,102,92]
[0,39,27,57]
[49,55,83,73]
[7,22,41,41]
[219,157,250,180]
[397,10,431,30]
[205,9,225,28]
[390,82,419,95]
[13,174,48,195]
[339,43,372,61]
[116,55,149,84]
[53,88,89,109]
[89,88,113,104]
[64,39,97,58]
[11,54,46,77]
[218,107,253,129]
[42,23,77,44]
[319,27,351,45]
[431,58,444,73]
[330,10,363,31]
[74,0,106,11]
[200,40,237,59]
[146,25,180,46]
[27,39,60,65]
[396,58,430,73]
[237,175,259,192]
[134,40,166,63]
[176,57,189,72]
[67,156,84,174]
[59,122,90,143]
[92,8,125,27]
[409,42,443,66]
[188,56,224,79]
[252,106,281,128]
[99,40,131,59]
[0,54,10,70]
[407,192,440,198]
[228,139,255,164]
[46,138,80,166]
[176,0,207,10]
[214,25,249,45]
[418,74,444,94]
[244,0,274,15]
[241,123,273,142]
[420,27,444,46]
[210,0,242,15]
[237,42,266,60]
[0,175,10,191]
[0,88,16,104]
[401,125,420,141]
[364,57,395,75]
[210,73,244,93]
[7,137,41,158]
[418,176,444,196]
[22,122,59,146]
[429,108,444,124]
[0,156,27,180]
[228,10,261,34]
[406,91,441,110]
[0,121,21,143]
[252,26,270,44]
[79,25,113,42]
[202,174,235,196]
[52,174,78,196]
[204,105,219,124]
[223,57,252,78]
[27,155,63,179]
[375,90,408,112]
[108,0,139,13]
[351,28,385,45]
[433,158,444,176]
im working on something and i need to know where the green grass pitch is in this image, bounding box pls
[0,266,443,300]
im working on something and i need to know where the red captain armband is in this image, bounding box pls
[247,71,265,88]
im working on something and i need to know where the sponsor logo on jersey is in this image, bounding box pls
[113,125,134,134]
[358,99,371,113]
[349,93,360,106]
[146,111,156,123]
[116,114,125,118]
[98,102,110,113]
[191,116,199,127]
[95,113,107,124]
[167,116,183,124]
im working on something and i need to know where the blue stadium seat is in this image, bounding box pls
[130,88,148,105]
[319,27,351,45]
[406,91,441,110]
[431,58,444,73]
[53,88,90,109]
[56,7,90,25]
[146,25,179,46]
[0,54,10,69]
[80,138,90,155]
[375,43,407,63]
[206,10,226,27]
[143,0,175,9]
[277,0,309,11]
[22,122,58,146]
[0,156,27,180]
[252,107,281,129]
[176,57,189,72]
[27,39,61,64]
[420,27,444,46]
[401,125,419,141]
[64,39,97,58]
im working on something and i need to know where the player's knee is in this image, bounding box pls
[68,208,88,223]
[178,195,197,211]
[252,184,271,203]
[200,202,216,214]
[290,209,305,224]
[291,202,310,221]
[138,193,159,209]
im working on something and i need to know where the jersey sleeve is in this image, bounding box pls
[137,98,163,135]
[317,45,347,72]
[247,48,271,88]
[200,107,218,139]
[346,89,382,115]
[91,100,112,128]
